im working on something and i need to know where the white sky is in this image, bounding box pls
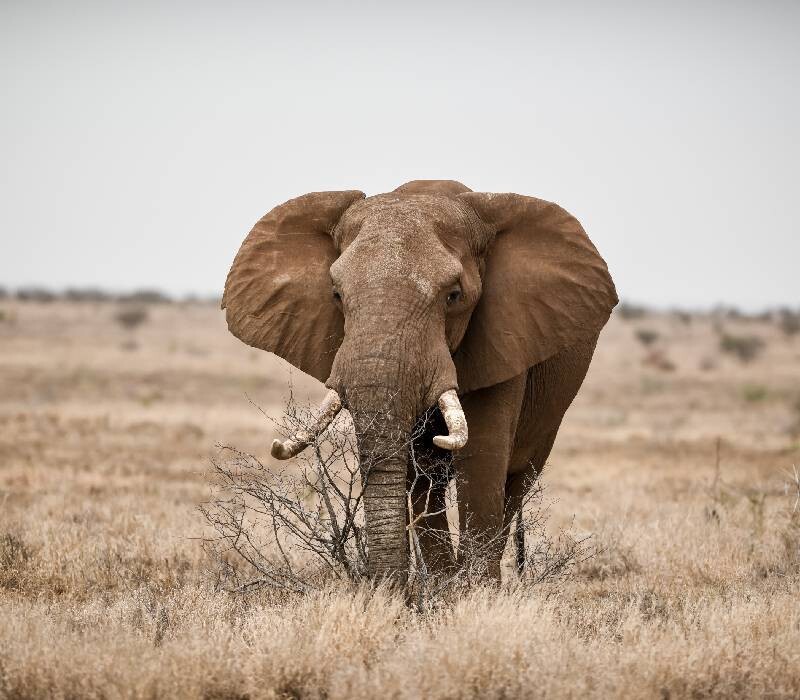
[1,1,798,310]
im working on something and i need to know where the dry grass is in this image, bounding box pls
[1,301,799,699]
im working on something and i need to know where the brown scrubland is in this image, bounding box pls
[1,299,799,699]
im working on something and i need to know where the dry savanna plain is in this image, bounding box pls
[1,298,799,699]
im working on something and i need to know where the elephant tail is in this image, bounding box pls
[514,509,525,575]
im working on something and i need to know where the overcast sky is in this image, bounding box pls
[1,1,798,310]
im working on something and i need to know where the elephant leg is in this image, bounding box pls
[502,469,533,575]
[407,410,455,573]
[455,374,527,580]
[503,338,598,576]
[408,469,454,573]
[501,439,553,576]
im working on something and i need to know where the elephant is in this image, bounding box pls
[222,180,617,583]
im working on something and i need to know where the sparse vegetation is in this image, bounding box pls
[741,384,769,403]
[671,309,692,325]
[778,308,800,338]
[635,328,659,347]
[64,287,113,302]
[719,332,766,363]
[615,301,648,320]
[118,289,172,304]
[114,305,149,331]
[1,287,174,304]
[202,403,592,609]
[699,356,717,372]
[1,300,798,698]
[16,286,57,303]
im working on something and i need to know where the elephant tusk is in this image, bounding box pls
[270,389,343,460]
[433,389,468,451]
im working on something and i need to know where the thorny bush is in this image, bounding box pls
[200,393,594,610]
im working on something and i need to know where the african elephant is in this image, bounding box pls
[222,180,617,582]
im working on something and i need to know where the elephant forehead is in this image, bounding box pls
[336,194,476,245]
[334,222,461,294]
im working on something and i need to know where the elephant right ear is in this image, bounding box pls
[222,190,365,382]
[454,192,618,393]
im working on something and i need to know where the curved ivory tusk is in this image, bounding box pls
[433,389,468,451]
[270,389,343,460]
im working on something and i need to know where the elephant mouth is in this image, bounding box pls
[270,388,468,460]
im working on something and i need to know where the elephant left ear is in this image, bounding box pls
[222,190,365,382]
[454,192,618,393]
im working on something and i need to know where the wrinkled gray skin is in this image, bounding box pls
[223,181,617,583]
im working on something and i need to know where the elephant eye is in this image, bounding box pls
[332,290,342,302]
[446,289,462,306]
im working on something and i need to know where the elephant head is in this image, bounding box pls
[222,180,617,581]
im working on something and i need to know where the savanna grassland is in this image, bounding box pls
[1,299,799,699]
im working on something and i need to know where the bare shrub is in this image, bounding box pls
[201,432,368,592]
[200,396,593,609]
[405,473,594,610]
[719,333,765,363]
[114,306,149,331]
[509,485,595,586]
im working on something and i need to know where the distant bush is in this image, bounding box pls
[635,329,660,347]
[117,289,172,304]
[114,306,149,331]
[713,305,745,321]
[616,302,648,321]
[753,310,774,323]
[63,288,113,303]
[719,333,765,363]
[672,310,693,325]
[16,287,56,303]
[777,308,800,338]
[0,287,7,299]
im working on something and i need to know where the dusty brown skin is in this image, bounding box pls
[223,180,618,581]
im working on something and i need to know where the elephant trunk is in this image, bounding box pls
[351,406,411,582]
[327,335,456,585]
[325,317,462,582]
[353,390,467,581]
